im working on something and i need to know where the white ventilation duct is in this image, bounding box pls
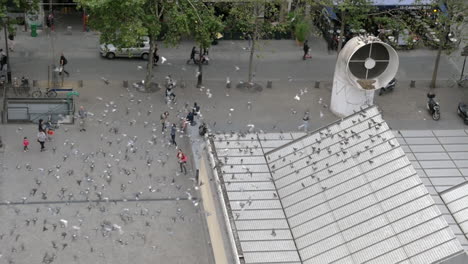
[330,36,399,117]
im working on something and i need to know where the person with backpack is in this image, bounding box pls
[59,53,69,76]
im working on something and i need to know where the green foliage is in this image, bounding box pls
[295,21,309,42]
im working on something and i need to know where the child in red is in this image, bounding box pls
[177,149,188,174]
[23,137,29,151]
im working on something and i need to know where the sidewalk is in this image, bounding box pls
[2,25,462,83]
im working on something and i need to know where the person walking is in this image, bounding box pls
[59,53,69,76]
[153,45,160,66]
[160,111,169,132]
[37,130,47,152]
[177,149,188,174]
[189,46,197,64]
[170,123,177,146]
[303,40,310,60]
[193,102,200,117]
[23,137,29,152]
[78,106,87,131]
[299,111,310,132]
[46,13,55,32]
[0,49,7,71]
[38,119,46,133]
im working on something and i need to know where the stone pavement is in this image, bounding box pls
[0,82,214,263]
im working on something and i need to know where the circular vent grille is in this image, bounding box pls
[349,43,390,79]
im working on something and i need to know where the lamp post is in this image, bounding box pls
[2,17,11,83]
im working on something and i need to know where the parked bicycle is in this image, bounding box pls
[31,87,57,98]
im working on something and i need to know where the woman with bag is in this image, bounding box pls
[176,149,188,175]
[37,130,47,152]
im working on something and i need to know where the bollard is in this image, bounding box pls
[32,80,38,87]
[315,81,320,89]
[123,80,128,88]
[78,80,83,88]
[410,80,416,88]
[267,80,272,88]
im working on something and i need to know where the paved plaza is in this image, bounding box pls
[0,17,467,264]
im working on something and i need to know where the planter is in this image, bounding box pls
[296,39,304,46]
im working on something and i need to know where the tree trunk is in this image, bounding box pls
[430,40,444,89]
[248,36,255,85]
[337,10,346,56]
[144,37,156,90]
[197,46,203,88]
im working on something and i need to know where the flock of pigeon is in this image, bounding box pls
[0,85,209,263]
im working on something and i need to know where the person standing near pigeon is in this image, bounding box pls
[170,123,177,146]
[160,111,169,132]
[177,149,187,174]
[300,111,310,132]
[37,130,47,152]
[78,106,87,131]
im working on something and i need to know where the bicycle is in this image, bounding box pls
[31,87,57,98]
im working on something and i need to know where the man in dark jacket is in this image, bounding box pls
[303,40,309,60]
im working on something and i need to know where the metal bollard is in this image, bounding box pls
[410,80,416,88]
[267,80,272,88]
[123,80,128,88]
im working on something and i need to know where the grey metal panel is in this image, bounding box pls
[433,130,468,137]
[391,206,441,234]
[241,240,297,252]
[444,144,468,152]
[366,248,408,264]
[413,152,451,160]
[223,172,273,182]
[230,200,283,211]
[352,236,401,263]
[409,145,445,152]
[223,156,268,165]
[399,130,434,137]
[303,245,350,264]
[454,160,468,168]
[226,182,276,192]
[235,219,290,230]
[227,191,278,201]
[418,160,457,169]
[438,137,468,144]
[404,137,439,145]
[448,152,468,160]
[237,230,293,241]
[222,164,270,174]
[299,235,347,260]
[243,251,301,263]
[404,228,455,257]
[409,240,463,264]
[429,177,466,187]
[234,209,286,220]
[347,225,395,253]
[424,169,462,177]
[295,223,340,249]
